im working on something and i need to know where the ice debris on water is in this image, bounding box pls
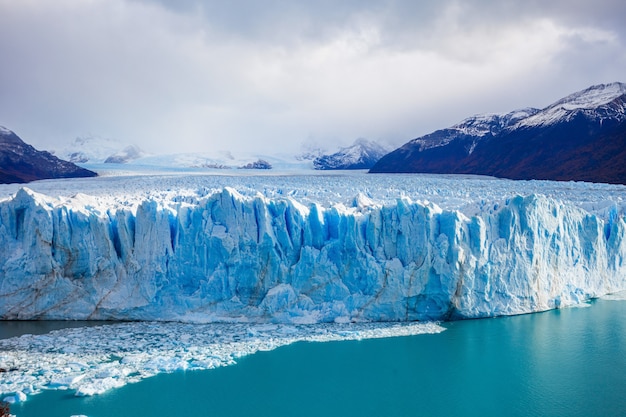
[0,321,444,398]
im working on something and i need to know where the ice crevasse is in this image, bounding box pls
[0,187,625,323]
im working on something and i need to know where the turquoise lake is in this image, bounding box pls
[6,298,626,417]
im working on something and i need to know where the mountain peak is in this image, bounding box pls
[514,82,626,129]
[0,125,25,145]
[551,82,626,110]
[313,138,390,170]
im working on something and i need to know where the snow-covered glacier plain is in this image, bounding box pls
[1,170,626,399]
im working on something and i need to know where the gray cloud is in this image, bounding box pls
[0,0,624,155]
[131,0,626,49]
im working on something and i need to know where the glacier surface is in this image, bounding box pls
[1,172,625,323]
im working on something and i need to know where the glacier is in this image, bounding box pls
[1,172,625,323]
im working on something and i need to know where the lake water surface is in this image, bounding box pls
[7,298,626,417]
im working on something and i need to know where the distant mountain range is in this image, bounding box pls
[0,126,97,184]
[76,138,390,171]
[313,138,390,170]
[370,82,626,184]
[53,135,147,164]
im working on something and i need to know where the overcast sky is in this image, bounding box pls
[1,0,625,155]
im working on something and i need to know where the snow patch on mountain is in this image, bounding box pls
[455,108,540,137]
[516,82,626,128]
[406,108,541,153]
[553,82,626,110]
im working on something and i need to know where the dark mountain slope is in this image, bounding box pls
[0,126,97,184]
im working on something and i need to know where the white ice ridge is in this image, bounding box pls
[0,321,444,399]
[601,290,626,301]
[1,173,626,323]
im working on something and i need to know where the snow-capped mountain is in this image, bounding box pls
[104,145,146,164]
[0,126,96,184]
[371,82,626,184]
[313,138,390,170]
[517,82,626,128]
[54,135,146,164]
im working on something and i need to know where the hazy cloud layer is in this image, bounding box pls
[1,0,624,154]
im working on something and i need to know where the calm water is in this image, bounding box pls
[7,299,626,417]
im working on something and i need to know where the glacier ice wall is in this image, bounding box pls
[0,187,625,322]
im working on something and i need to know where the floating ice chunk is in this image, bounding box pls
[2,391,26,403]
[48,374,85,389]
[75,377,125,397]
[565,302,592,309]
